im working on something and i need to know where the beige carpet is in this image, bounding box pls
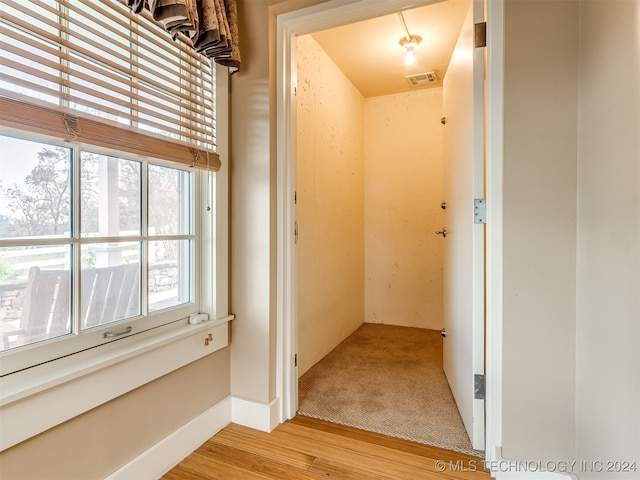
[298,323,482,456]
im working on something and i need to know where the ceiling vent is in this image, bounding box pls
[405,71,438,86]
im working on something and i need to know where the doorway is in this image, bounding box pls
[293,23,464,448]
[275,0,504,457]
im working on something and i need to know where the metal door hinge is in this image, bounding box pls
[475,22,487,48]
[474,198,487,224]
[474,374,486,400]
[294,354,298,367]
[294,221,298,243]
[294,191,297,204]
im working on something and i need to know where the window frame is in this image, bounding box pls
[0,130,204,375]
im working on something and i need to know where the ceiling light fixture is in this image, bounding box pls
[397,12,421,65]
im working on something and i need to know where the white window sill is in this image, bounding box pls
[0,315,233,451]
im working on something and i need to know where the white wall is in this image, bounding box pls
[500,0,640,470]
[296,34,365,376]
[230,0,277,405]
[576,1,640,477]
[364,89,445,329]
[501,0,579,461]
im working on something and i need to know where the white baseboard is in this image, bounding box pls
[493,468,577,480]
[106,396,232,480]
[489,448,579,480]
[231,396,281,432]
[106,395,283,479]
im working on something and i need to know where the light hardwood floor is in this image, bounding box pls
[163,416,491,480]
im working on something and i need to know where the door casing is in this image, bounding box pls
[274,0,505,461]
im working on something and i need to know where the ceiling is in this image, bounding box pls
[310,0,470,98]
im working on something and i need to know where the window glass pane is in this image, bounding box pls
[81,153,141,237]
[80,242,140,329]
[148,165,190,235]
[149,239,190,312]
[0,245,71,351]
[0,136,71,239]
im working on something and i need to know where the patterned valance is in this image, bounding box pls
[125,0,241,71]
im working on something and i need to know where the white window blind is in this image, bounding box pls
[0,0,220,171]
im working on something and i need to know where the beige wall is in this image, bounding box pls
[576,1,640,477]
[364,89,444,329]
[0,350,230,479]
[295,37,445,376]
[502,0,579,461]
[295,35,444,374]
[295,34,365,376]
[230,0,278,403]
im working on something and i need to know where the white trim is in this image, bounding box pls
[472,0,487,450]
[485,0,504,464]
[489,448,579,480]
[106,396,232,480]
[275,0,442,36]
[275,7,299,424]
[0,316,232,451]
[204,65,231,319]
[0,147,202,376]
[232,396,281,432]
[107,395,286,479]
[494,469,577,480]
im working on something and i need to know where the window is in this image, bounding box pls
[0,0,224,376]
[0,134,202,372]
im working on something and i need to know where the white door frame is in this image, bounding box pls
[275,0,504,462]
